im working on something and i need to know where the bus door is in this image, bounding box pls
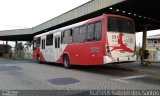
[53,32,61,62]
[40,36,46,61]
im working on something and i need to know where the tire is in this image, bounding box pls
[63,55,71,69]
[37,55,42,64]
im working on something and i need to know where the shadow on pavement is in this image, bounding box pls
[41,62,140,77]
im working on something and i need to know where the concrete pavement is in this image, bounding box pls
[0,58,159,90]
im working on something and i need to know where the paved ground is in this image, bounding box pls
[0,58,160,95]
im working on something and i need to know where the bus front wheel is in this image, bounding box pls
[63,55,70,69]
[37,55,42,64]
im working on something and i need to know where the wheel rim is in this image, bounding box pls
[64,57,68,67]
[38,56,40,62]
[64,56,70,68]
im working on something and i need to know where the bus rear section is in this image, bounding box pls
[103,15,136,64]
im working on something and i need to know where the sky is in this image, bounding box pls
[0,0,91,46]
[0,0,91,30]
[0,0,159,47]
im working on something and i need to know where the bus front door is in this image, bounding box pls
[40,37,46,61]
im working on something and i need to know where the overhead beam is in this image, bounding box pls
[0,28,32,36]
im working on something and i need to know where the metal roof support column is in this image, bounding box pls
[141,24,149,64]
[15,41,18,58]
[6,41,8,45]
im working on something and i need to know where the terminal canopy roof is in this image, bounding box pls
[34,0,160,35]
[110,0,160,32]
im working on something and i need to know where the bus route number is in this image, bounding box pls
[89,47,99,52]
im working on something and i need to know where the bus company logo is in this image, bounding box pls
[112,35,119,39]
[110,33,134,53]
[112,34,121,43]
[112,35,119,43]
[89,47,99,52]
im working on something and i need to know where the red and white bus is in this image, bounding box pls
[33,14,136,68]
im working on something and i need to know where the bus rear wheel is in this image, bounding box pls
[63,55,70,69]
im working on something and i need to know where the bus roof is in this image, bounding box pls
[33,14,133,39]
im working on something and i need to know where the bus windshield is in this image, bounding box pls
[108,17,134,33]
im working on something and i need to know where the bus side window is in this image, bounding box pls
[87,23,94,41]
[79,25,87,42]
[61,32,64,44]
[73,27,80,43]
[73,26,87,43]
[33,40,36,50]
[94,22,102,41]
[36,37,40,47]
[58,36,60,48]
[55,37,57,48]
[46,34,53,46]
[41,40,43,49]
[41,39,45,49]
[43,39,45,49]
[62,29,73,44]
